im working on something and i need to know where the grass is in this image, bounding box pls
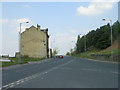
[74,39,120,61]
[74,49,120,60]
[98,49,120,55]
[75,51,93,59]
[1,57,46,67]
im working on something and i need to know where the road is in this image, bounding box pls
[2,56,118,89]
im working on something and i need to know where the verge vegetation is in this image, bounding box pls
[1,57,45,67]
[67,21,120,62]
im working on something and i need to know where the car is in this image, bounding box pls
[56,55,63,59]
[58,55,63,59]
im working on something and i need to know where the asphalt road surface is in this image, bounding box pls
[2,56,118,89]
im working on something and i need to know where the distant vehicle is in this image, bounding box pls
[56,55,63,59]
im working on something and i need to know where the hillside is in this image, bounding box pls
[101,37,119,52]
[75,21,120,54]
[72,21,120,62]
[74,39,120,62]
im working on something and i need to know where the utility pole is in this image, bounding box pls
[18,21,29,64]
[102,18,113,61]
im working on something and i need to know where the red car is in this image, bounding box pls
[59,55,63,59]
[56,55,63,59]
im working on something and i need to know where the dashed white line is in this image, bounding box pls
[2,59,74,90]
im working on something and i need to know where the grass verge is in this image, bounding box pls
[1,57,46,67]
[74,51,93,59]
[74,49,120,61]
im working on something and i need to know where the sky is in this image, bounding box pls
[0,0,119,56]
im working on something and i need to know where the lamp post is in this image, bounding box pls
[102,18,113,61]
[18,21,29,64]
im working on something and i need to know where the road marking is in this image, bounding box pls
[86,58,118,64]
[110,71,119,74]
[15,69,28,72]
[82,68,119,75]
[82,68,98,72]
[2,59,74,90]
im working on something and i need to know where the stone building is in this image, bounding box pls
[21,24,49,58]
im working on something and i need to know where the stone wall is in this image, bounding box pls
[91,54,120,62]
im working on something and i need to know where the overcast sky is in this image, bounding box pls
[0,0,119,56]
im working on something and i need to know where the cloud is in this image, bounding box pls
[0,33,2,55]
[1,18,30,25]
[1,18,30,34]
[69,30,78,34]
[2,34,18,56]
[17,18,30,23]
[2,18,31,56]
[76,0,117,16]
[23,4,31,8]
[0,19,9,24]
[50,31,78,55]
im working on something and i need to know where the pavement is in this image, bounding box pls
[1,56,118,89]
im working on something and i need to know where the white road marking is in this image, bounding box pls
[2,59,74,90]
[82,68,98,72]
[110,71,119,74]
[87,58,118,64]
[15,69,28,72]
[82,68,119,75]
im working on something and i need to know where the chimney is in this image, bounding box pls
[46,28,48,32]
[37,24,40,31]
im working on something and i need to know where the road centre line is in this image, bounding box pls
[2,59,74,90]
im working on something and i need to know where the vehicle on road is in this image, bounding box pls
[56,55,63,59]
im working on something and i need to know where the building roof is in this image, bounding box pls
[21,24,49,38]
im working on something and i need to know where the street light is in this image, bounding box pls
[102,18,113,61]
[18,21,29,64]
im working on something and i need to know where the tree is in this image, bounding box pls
[76,35,81,53]
[66,52,70,56]
[75,20,120,53]
[52,47,59,56]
